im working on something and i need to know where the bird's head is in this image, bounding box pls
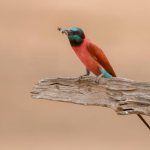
[58,27,85,46]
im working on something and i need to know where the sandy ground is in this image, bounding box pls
[0,0,150,149]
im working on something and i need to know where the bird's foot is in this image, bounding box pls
[79,69,90,80]
[95,74,103,83]
[79,74,90,80]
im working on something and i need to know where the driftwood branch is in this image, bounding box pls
[31,76,150,116]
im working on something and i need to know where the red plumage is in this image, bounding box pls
[72,37,116,77]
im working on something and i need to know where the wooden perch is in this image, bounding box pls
[31,76,150,116]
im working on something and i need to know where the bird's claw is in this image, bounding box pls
[95,74,103,83]
[78,69,90,80]
[79,74,89,80]
[95,78,100,83]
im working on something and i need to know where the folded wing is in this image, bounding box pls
[87,42,116,77]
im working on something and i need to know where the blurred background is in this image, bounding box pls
[0,0,150,149]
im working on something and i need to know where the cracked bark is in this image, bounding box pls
[31,76,150,116]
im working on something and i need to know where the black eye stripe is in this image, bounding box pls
[69,28,85,39]
[72,31,80,35]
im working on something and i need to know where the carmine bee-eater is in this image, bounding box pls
[58,27,116,80]
[58,26,150,131]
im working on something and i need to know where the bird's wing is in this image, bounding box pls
[87,42,116,77]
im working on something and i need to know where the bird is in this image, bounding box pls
[58,26,150,131]
[58,27,116,80]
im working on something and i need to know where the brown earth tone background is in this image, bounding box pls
[0,0,150,149]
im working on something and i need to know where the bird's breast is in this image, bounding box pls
[72,40,101,76]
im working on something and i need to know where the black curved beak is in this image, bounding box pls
[57,27,71,36]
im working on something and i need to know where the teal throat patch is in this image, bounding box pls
[68,35,83,46]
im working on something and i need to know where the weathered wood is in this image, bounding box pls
[31,76,150,116]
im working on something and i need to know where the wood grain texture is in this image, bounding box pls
[31,76,150,116]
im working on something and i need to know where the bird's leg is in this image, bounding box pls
[79,68,90,79]
[95,74,104,83]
